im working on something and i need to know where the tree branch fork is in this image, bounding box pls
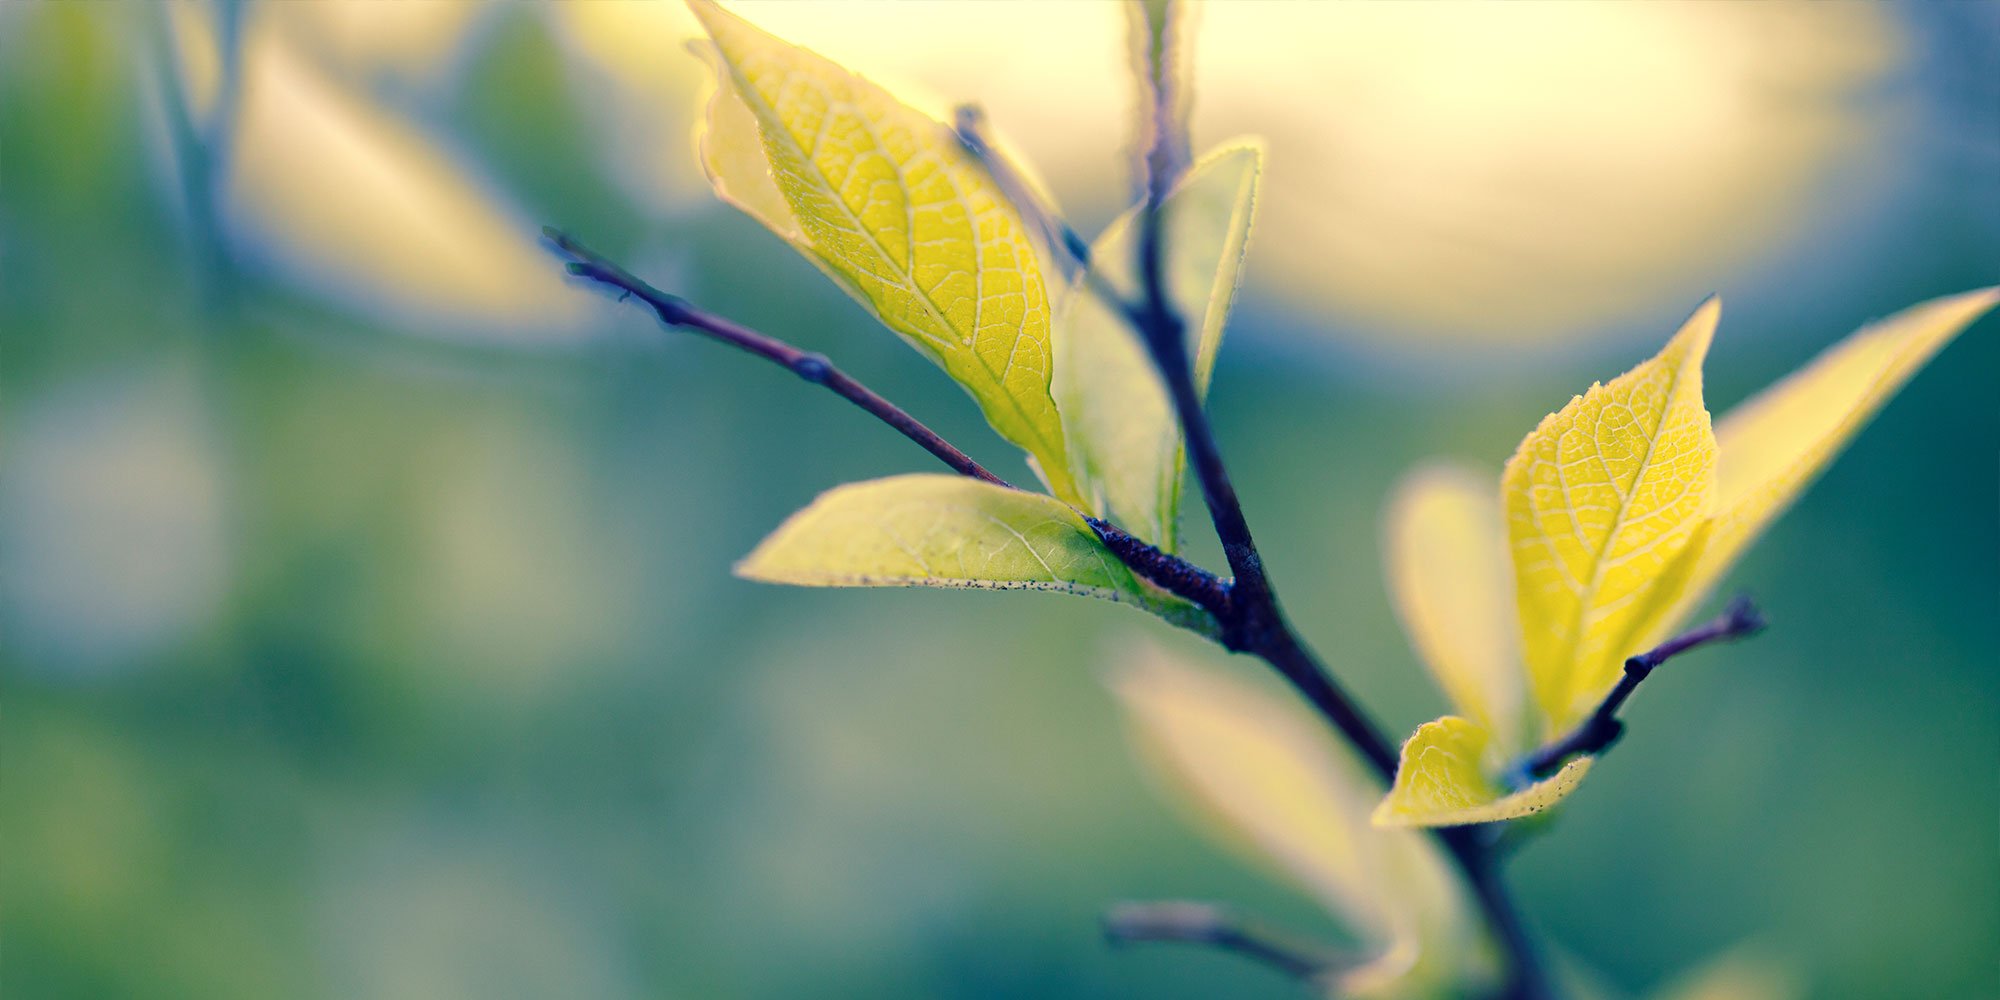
[551,5,1763,995]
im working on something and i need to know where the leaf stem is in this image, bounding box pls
[1519,595,1767,781]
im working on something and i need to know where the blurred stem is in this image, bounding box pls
[1117,3,1551,998]
[1103,901,1348,981]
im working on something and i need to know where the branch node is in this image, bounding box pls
[1520,594,1768,780]
[791,352,833,385]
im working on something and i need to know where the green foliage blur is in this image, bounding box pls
[3,4,1995,999]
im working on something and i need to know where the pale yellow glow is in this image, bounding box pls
[544,2,715,210]
[583,1,1900,347]
[156,0,1904,348]
[262,0,489,83]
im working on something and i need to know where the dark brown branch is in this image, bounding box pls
[1121,0,1395,781]
[1520,595,1767,781]
[1086,517,1230,611]
[1102,902,1344,982]
[546,228,1010,488]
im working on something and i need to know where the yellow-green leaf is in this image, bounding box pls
[1053,142,1263,549]
[1505,299,1719,734]
[735,475,1213,635]
[1658,286,2000,629]
[688,0,1076,502]
[1111,643,1491,997]
[1384,463,1524,752]
[1373,717,1592,828]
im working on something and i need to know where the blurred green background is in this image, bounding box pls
[3,3,1996,999]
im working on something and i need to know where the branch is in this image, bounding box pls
[1519,595,1767,781]
[1102,901,1344,982]
[1118,4,1549,997]
[1119,0,1396,775]
[545,228,1010,488]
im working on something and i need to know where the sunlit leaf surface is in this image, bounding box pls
[1663,287,2000,626]
[1505,299,1719,733]
[1380,287,1993,827]
[689,0,1076,501]
[736,475,1212,635]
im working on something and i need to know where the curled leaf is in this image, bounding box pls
[1374,717,1592,829]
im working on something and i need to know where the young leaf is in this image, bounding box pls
[736,475,1213,635]
[1505,298,1719,734]
[1373,717,1591,828]
[1657,286,2000,630]
[687,0,1078,502]
[1379,287,1993,828]
[1053,142,1263,549]
[1384,464,1524,752]
[1111,643,1492,997]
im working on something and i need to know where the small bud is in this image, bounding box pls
[792,353,833,384]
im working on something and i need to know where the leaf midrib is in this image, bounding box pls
[1554,359,1701,700]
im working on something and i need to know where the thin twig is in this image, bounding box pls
[1086,517,1231,611]
[1519,596,1767,781]
[546,228,1011,488]
[1102,902,1346,981]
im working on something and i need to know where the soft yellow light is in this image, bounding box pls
[219,28,594,341]
[591,2,1901,347]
